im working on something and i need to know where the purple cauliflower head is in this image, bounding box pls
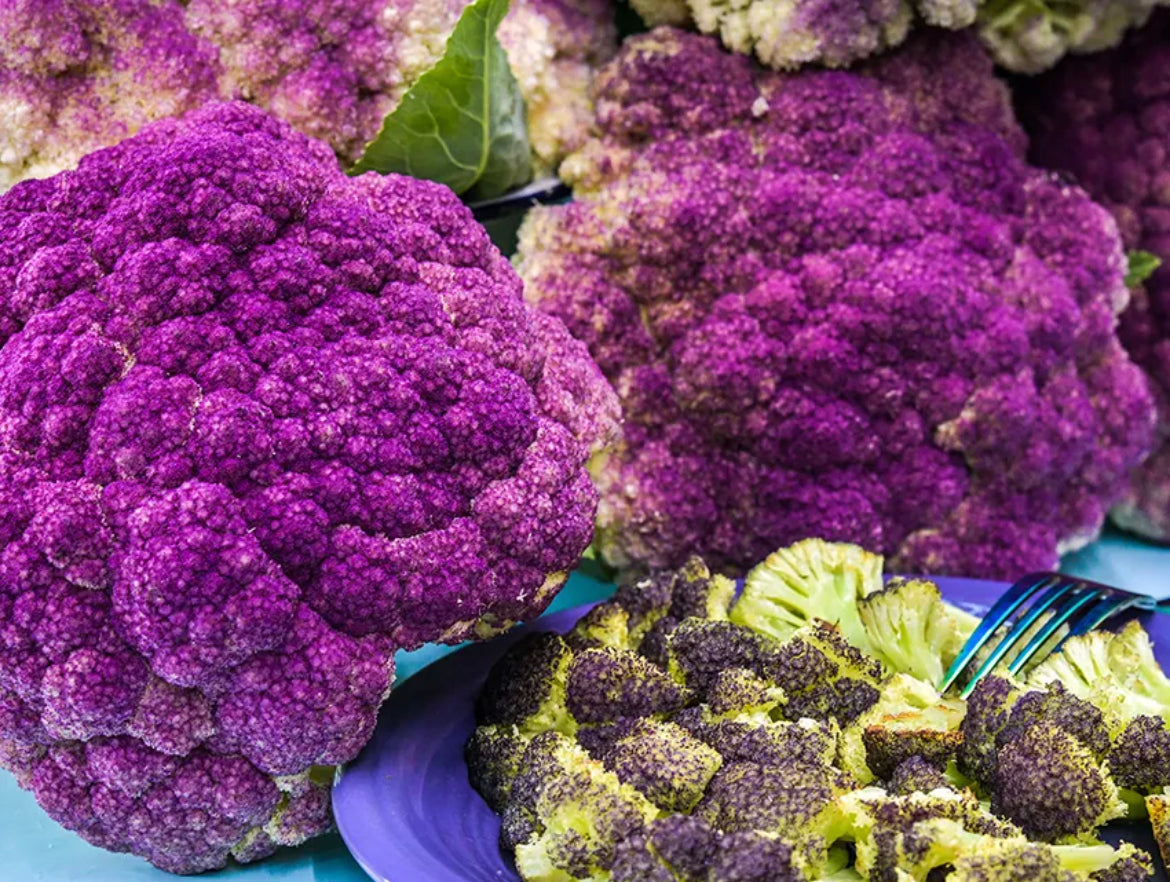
[1020,11,1170,542]
[0,101,617,872]
[517,27,1156,580]
[0,0,616,191]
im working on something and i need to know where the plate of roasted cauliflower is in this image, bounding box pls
[334,540,1170,882]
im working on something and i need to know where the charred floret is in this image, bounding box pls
[611,814,720,882]
[1145,790,1170,868]
[666,619,783,697]
[954,675,1122,841]
[696,760,845,834]
[476,633,576,737]
[601,719,722,812]
[465,724,528,812]
[705,668,785,717]
[695,759,852,876]
[769,621,885,725]
[506,732,660,880]
[840,674,965,784]
[612,571,676,647]
[708,830,804,882]
[600,557,733,662]
[959,676,1111,789]
[885,756,955,797]
[838,787,1022,882]
[907,819,1153,882]
[565,647,690,724]
[675,705,839,770]
[501,732,571,852]
[667,556,737,623]
[614,820,811,882]
[1028,622,1170,794]
[958,675,1023,787]
[639,616,682,669]
[574,718,642,763]
[990,722,1125,842]
[1102,715,1170,793]
[565,602,631,652]
[997,682,1113,764]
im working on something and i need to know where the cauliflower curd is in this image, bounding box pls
[517,27,1156,579]
[0,102,618,873]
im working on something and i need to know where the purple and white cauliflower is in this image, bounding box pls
[1021,10,1170,541]
[0,0,617,191]
[0,0,221,191]
[517,27,1156,580]
[0,101,617,873]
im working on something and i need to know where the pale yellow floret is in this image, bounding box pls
[498,8,596,176]
[915,0,979,28]
[683,0,914,69]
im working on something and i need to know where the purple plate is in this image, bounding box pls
[332,576,1170,882]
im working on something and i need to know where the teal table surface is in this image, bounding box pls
[1,529,1166,882]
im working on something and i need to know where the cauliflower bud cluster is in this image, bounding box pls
[0,0,617,192]
[517,27,1156,579]
[1021,10,1170,542]
[0,101,618,873]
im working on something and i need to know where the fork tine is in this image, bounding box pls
[951,576,1080,700]
[1000,585,1107,682]
[1060,592,1156,642]
[938,573,1058,694]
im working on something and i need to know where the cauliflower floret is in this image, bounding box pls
[624,0,1165,72]
[978,0,1165,74]
[187,0,615,171]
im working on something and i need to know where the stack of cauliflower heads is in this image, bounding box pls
[469,538,1170,882]
[1,0,1170,875]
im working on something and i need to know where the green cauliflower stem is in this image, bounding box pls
[858,579,977,687]
[908,818,1152,882]
[835,787,1024,882]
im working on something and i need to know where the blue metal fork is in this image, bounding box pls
[939,573,1163,699]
